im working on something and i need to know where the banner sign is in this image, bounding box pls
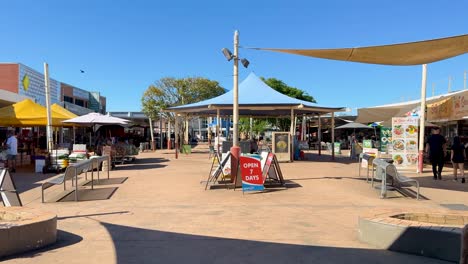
[391,117,419,170]
[380,127,392,152]
[427,97,453,122]
[363,140,372,148]
[241,156,264,192]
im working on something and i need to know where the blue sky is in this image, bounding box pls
[1,1,467,113]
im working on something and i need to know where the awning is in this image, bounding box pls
[0,99,72,126]
[253,34,468,66]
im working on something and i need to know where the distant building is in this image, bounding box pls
[0,63,106,115]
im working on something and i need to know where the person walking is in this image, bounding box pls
[451,136,466,183]
[425,127,446,180]
[6,131,18,173]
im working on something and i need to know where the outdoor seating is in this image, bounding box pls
[358,153,375,182]
[371,158,420,199]
[385,165,420,200]
[41,155,110,202]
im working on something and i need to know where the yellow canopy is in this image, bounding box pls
[0,99,72,126]
[51,103,77,119]
[254,34,468,65]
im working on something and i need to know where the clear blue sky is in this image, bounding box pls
[1,1,467,113]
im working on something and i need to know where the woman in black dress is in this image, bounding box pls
[451,136,466,183]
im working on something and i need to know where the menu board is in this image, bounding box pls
[391,117,419,170]
[380,127,392,152]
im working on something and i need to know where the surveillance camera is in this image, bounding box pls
[241,58,250,68]
[222,48,233,61]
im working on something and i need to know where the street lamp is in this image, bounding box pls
[222,30,249,187]
[221,30,249,147]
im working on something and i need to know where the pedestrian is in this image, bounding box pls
[425,127,446,180]
[451,136,466,183]
[6,130,18,173]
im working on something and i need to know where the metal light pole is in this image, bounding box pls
[233,30,239,146]
[231,30,241,187]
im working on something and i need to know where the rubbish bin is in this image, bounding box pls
[34,156,46,173]
[182,144,191,154]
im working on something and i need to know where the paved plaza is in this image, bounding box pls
[2,148,467,263]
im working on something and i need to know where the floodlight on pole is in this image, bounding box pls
[222,48,234,61]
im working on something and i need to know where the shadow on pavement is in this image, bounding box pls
[99,222,449,264]
[113,157,169,171]
[1,230,83,261]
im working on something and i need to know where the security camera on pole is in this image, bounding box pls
[222,30,250,186]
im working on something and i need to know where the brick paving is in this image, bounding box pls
[2,148,466,263]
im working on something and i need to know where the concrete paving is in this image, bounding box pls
[2,148,467,263]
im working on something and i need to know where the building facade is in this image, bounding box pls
[0,63,106,114]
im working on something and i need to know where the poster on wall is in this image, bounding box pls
[391,117,419,170]
[380,127,392,152]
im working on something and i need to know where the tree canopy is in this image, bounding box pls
[141,77,225,119]
[260,77,316,103]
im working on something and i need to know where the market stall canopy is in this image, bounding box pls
[0,99,72,126]
[252,34,468,66]
[51,104,78,119]
[335,122,371,129]
[167,73,345,116]
[356,90,468,123]
[62,112,130,126]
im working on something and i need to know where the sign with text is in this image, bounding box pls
[391,117,419,171]
[240,156,264,192]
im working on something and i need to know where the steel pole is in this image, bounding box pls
[233,30,239,146]
[44,63,53,152]
[418,64,427,173]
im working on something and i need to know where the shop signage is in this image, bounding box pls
[240,156,264,192]
[391,117,419,170]
[380,127,392,152]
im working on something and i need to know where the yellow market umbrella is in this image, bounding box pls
[0,99,71,126]
[51,103,77,119]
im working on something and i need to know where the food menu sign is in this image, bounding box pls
[391,117,419,170]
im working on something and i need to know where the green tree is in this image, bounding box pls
[141,77,225,144]
[260,77,316,131]
[261,77,316,103]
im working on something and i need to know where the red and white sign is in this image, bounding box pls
[240,156,264,191]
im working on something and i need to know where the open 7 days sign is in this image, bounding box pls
[240,156,264,192]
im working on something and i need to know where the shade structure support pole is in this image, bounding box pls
[184,115,189,145]
[290,108,295,162]
[159,116,163,149]
[44,63,53,152]
[318,115,322,156]
[301,115,306,141]
[175,116,179,159]
[198,116,201,141]
[167,121,171,150]
[249,117,253,139]
[331,112,335,161]
[418,64,428,173]
[148,117,155,151]
[217,109,221,153]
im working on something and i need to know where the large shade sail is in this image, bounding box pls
[0,99,72,126]
[254,34,468,65]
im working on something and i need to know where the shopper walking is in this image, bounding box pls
[451,136,466,183]
[425,127,446,180]
[6,131,18,173]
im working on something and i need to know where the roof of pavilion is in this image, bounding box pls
[167,73,345,117]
